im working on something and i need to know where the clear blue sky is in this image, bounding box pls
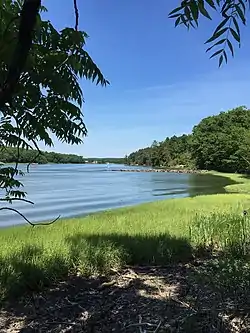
[42,0,250,157]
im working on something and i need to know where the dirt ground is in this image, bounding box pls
[0,258,249,332]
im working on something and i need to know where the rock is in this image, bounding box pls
[110,168,203,174]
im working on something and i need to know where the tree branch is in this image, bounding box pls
[0,198,34,204]
[73,0,79,31]
[0,0,41,108]
[0,207,60,227]
[26,139,42,173]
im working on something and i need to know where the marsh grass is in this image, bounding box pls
[0,183,250,301]
[191,212,250,257]
[214,172,250,193]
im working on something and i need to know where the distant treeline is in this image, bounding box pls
[126,106,250,173]
[0,148,125,165]
[0,147,85,164]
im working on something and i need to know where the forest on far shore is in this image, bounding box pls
[126,106,250,173]
[0,148,85,164]
[0,148,125,165]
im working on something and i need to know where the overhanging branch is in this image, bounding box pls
[0,207,60,227]
[73,0,79,31]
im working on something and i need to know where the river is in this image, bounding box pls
[0,164,234,226]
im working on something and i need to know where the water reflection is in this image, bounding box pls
[187,173,237,197]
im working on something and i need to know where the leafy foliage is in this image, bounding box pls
[127,106,250,173]
[127,135,193,168]
[0,1,108,217]
[169,0,249,66]
[192,106,250,172]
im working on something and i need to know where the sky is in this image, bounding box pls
[42,0,250,157]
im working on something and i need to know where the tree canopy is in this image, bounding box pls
[0,0,108,221]
[126,135,193,168]
[169,0,249,66]
[126,106,250,173]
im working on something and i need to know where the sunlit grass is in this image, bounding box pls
[211,171,250,193]
[1,183,250,301]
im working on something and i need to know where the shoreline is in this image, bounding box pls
[111,168,206,174]
[0,171,245,230]
[0,173,249,297]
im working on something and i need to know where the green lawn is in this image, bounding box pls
[1,172,250,300]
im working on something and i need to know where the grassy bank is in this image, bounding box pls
[0,172,250,301]
[216,172,250,193]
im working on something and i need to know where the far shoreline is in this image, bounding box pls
[111,167,207,174]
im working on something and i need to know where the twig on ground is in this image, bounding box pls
[171,297,196,312]
[124,322,159,330]
[98,280,116,290]
[64,297,85,311]
[47,321,76,325]
[138,315,143,333]
[154,320,162,333]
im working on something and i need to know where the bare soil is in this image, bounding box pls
[0,258,249,332]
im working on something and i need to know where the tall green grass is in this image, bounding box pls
[190,212,250,257]
[0,191,250,301]
[212,172,250,193]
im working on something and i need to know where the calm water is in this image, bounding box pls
[0,164,235,226]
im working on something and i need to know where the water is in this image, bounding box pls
[0,164,235,226]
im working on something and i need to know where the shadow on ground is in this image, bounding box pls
[0,233,250,332]
[68,233,194,267]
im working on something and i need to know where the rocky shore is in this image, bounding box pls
[111,168,205,174]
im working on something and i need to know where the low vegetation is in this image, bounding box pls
[0,172,250,302]
[219,172,250,193]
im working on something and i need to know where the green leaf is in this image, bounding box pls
[232,17,240,37]
[230,27,240,43]
[198,0,212,19]
[206,38,226,52]
[227,39,234,56]
[205,27,228,44]
[219,54,224,67]
[174,16,181,27]
[223,50,228,63]
[168,13,180,19]
[205,0,216,9]
[189,0,199,23]
[180,14,189,28]
[213,16,230,35]
[209,48,224,59]
[238,0,246,13]
[169,6,183,18]
[235,4,246,24]
[184,5,191,20]
[221,1,232,16]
